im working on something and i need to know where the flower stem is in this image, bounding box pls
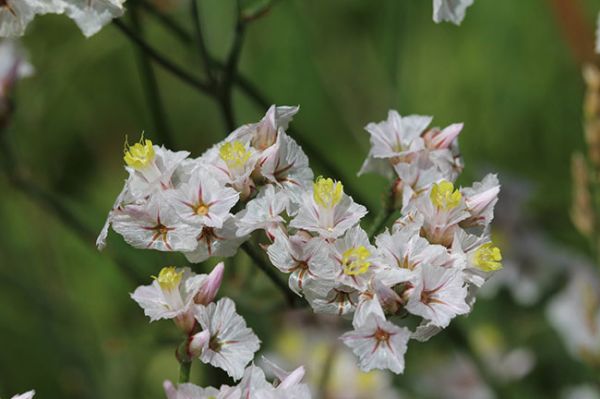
[178,360,192,383]
[368,183,395,239]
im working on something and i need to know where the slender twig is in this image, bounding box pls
[137,0,193,44]
[130,6,174,148]
[112,19,214,96]
[241,242,297,307]
[368,183,395,238]
[219,0,246,133]
[190,0,217,86]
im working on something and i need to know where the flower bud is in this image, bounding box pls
[188,330,210,357]
[194,262,224,305]
[278,365,306,389]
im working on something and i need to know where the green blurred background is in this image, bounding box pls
[1,0,599,397]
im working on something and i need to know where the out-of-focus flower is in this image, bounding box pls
[547,270,600,365]
[0,39,33,98]
[194,298,261,380]
[10,391,35,399]
[416,353,493,399]
[562,384,600,399]
[432,0,474,25]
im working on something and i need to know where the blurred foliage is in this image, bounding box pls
[1,0,599,398]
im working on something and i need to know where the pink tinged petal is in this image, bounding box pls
[432,123,463,149]
[189,330,211,357]
[163,381,177,399]
[195,262,225,305]
[465,185,500,215]
[278,366,306,389]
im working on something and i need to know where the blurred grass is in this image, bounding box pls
[0,0,598,397]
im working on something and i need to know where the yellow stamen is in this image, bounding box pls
[473,243,502,272]
[194,203,209,216]
[430,180,462,211]
[152,266,183,291]
[313,176,343,208]
[219,140,251,169]
[124,135,155,169]
[342,246,371,275]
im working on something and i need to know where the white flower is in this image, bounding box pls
[124,138,190,199]
[0,0,64,37]
[0,39,33,97]
[267,229,334,296]
[375,228,450,272]
[290,177,367,239]
[303,278,359,317]
[405,264,470,328]
[130,263,224,332]
[230,104,299,150]
[359,111,430,177]
[62,0,125,38]
[235,185,289,238]
[460,173,500,228]
[110,194,200,252]
[203,139,259,197]
[194,297,261,380]
[168,166,239,229]
[330,225,380,291]
[258,129,313,194]
[392,162,443,211]
[340,315,411,374]
[410,179,470,246]
[451,229,502,287]
[10,391,35,399]
[184,216,247,263]
[432,0,474,25]
[163,381,241,399]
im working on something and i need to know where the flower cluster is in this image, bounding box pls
[99,105,501,375]
[0,0,125,37]
[131,262,311,398]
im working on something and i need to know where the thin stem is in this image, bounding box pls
[113,19,214,96]
[130,6,174,148]
[178,360,192,383]
[137,0,193,44]
[190,0,217,85]
[241,242,297,307]
[318,344,337,397]
[219,0,246,133]
[368,183,395,239]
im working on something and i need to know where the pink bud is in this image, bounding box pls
[195,262,225,305]
[188,330,210,357]
[465,185,500,216]
[432,123,463,149]
[174,310,196,334]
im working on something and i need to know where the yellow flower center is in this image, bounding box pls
[219,140,251,169]
[153,266,183,291]
[342,246,371,275]
[430,180,462,210]
[194,203,209,216]
[473,243,502,272]
[313,176,343,208]
[124,135,155,169]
